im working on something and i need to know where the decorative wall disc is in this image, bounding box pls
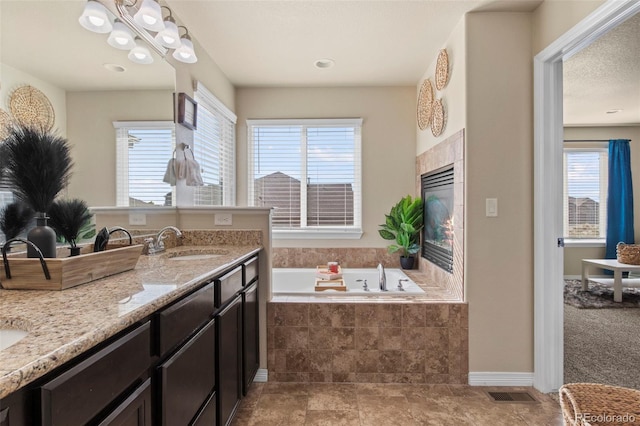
[435,49,449,90]
[431,98,445,137]
[417,79,434,130]
[0,108,12,140]
[9,85,55,132]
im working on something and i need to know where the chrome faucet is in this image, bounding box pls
[377,263,387,291]
[144,226,183,255]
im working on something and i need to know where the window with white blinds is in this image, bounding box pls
[193,82,237,206]
[114,121,175,207]
[248,118,362,237]
[563,147,608,239]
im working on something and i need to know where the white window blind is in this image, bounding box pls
[114,121,175,207]
[248,119,362,233]
[193,82,237,206]
[563,147,608,239]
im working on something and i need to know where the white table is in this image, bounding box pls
[581,258,640,302]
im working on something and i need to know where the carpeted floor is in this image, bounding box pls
[564,279,640,308]
[564,303,640,390]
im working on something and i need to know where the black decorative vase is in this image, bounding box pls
[400,256,415,270]
[69,247,81,257]
[27,213,57,258]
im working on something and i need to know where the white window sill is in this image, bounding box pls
[564,238,606,248]
[273,228,363,240]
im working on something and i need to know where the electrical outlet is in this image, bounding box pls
[214,213,233,226]
[486,198,498,217]
[129,213,147,225]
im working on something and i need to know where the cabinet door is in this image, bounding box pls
[242,281,259,395]
[97,378,152,426]
[158,319,216,426]
[216,296,242,426]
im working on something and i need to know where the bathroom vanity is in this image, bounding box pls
[0,245,261,426]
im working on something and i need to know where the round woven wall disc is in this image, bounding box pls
[435,49,449,90]
[431,98,445,137]
[9,85,55,132]
[417,79,434,130]
[0,108,12,140]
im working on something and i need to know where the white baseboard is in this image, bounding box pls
[253,368,268,382]
[468,372,534,387]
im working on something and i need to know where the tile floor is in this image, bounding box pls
[231,382,563,425]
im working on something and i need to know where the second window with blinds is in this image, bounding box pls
[247,118,362,238]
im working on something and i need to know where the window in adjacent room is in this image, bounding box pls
[563,146,608,241]
[247,118,362,238]
[192,82,237,206]
[114,121,175,207]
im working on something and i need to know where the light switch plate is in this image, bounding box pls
[214,213,233,226]
[486,198,498,217]
[129,213,147,225]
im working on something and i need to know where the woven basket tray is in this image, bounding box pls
[616,242,640,265]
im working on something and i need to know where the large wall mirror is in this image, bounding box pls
[0,0,177,208]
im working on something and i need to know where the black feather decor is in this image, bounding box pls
[47,199,93,249]
[3,125,73,213]
[0,201,34,240]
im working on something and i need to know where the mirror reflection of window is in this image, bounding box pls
[114,121,175,207]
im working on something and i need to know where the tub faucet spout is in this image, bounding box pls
[377,263,387,291]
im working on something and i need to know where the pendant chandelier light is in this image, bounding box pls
[78,0,198,65]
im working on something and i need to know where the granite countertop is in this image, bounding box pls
[0,244,261,400]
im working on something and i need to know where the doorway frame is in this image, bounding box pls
[533,0,640,393]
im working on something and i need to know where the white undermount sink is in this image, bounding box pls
[0,328,28,351]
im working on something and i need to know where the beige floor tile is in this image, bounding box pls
[304,410,361,425]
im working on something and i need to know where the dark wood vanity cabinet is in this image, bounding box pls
[242,281,259,395]
[216,295,243,426]
[0,252,260,426]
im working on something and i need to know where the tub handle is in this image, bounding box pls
[398,278,409,291]
[2,238,51,280]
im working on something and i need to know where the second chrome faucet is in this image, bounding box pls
[144,226,183,255]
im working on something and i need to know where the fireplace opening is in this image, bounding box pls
[421,166,454,273]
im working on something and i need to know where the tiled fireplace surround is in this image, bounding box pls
[269,130,466,384]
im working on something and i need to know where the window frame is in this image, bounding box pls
[562,144,608,246]
[247,118,363,239]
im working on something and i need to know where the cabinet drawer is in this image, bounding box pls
[215,266,242,308]
[159,318,216,426]
[97,378,151,426]
[191,391,216,426]
[243,256,259,286]
[41,321,151,426]
[156,282,215,356]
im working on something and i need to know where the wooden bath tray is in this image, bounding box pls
[316,265,343,280]
[314,278,347,292]
[0,244,143,291]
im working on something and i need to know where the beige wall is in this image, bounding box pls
[463,12,535,373]
[0,63,67,135]
[66,90,174,207]
[416,16,467,155]
[235,86,416,248]
[563,126,640,275]
[531,0,604,54]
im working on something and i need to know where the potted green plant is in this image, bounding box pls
[378,195,424,269]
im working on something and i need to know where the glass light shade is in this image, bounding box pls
[133,0,165,32]
[154,17,181,49]
[172,36,197,64]
[107,21,136,50]
[128,41,154,64]
[78,0,113,34]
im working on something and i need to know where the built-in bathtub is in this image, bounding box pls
[272,268,425,296]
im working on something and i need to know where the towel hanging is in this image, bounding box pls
[162,149,177,186]
[184,145,204,186]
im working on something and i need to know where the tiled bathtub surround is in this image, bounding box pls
[267,302,468,384]
[416,129,465,301]
[273,247,400,269]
